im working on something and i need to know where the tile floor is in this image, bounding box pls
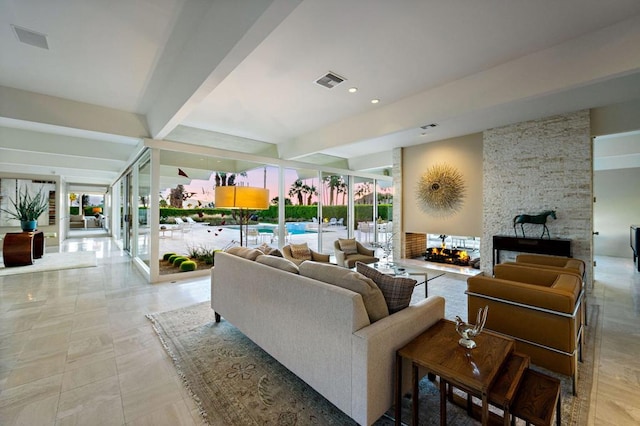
[0,236,638,425]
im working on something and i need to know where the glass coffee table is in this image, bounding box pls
[371,262,429,298]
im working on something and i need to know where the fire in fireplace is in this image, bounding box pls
[423,246,470,266]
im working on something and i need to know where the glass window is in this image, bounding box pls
[283,168,321,252]
[137,157,151,265]
[321,173,349,255]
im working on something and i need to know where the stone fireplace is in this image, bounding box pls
[404,232,480,268]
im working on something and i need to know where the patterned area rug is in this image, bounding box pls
[147,276,599,425]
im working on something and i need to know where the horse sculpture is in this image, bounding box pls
[513,210,556,238]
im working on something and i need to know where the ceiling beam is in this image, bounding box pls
[0,126,135,161]
[144,0,302,140]
[0,86,149,139]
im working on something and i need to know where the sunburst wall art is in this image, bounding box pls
[416,163,466,216]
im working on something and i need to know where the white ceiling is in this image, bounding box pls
[1,0,640,185]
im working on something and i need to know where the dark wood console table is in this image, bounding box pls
[493,235,571,266]
[2,231,44,267]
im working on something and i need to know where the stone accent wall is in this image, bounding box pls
[405,233,427,259]
[482,110,593,286]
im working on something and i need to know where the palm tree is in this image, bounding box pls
[323,175,343,205]
[213,171,247,187]
[304,184,317,206]
[337,181,348,205]
[354,182,371,204]
[288,179,305,205]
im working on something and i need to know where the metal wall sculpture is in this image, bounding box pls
[416,163,466,216]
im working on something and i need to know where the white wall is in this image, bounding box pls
[402,133,483,237]
[594,167,640,257]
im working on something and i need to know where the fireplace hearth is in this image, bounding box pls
[423,246,470,266]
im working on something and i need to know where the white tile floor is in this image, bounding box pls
[0,236,638,425]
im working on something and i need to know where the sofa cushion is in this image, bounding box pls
[225,246,262,261]
[256,243,283,257]
[356,262,416,314]
[256,255,299,274]
[299,261,389,322]
[289,242,312,261]
[338,238,358,254]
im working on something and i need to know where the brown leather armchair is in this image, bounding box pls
[333,239,379,268]
[509,253,585,278]
[282,244,331,266]
[466,263,584,395]
[507,253,588,324]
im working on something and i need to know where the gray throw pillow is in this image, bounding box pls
[256,255,299,274]
[225,246,262,261]
[299,261,389,322]
[256,243,283,257]
[356,262,416,313]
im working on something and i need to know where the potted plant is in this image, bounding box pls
[1,186,49,231]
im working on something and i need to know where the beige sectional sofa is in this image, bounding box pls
[211,250,445,425]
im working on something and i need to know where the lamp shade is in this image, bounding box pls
[215,186,269,210]
[92,207,102,214]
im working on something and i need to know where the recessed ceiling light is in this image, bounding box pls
[348,87,357,93]
[371,99,379,104]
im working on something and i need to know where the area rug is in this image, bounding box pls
[148,293,599,426]
[0,251,97,276]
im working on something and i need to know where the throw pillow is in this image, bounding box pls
[268,248,283,258]
[299,262,389,322]
[356,262,416,314]
[338,238,358,255]
[256,255,299,274]
[225,246,262,261]
[289,242,312,260]
[256,243,283,257]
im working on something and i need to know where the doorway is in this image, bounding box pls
[593,131,640,259]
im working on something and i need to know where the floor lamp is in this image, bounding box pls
[215,186,269,247]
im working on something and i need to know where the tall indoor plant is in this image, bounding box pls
[1,186,49,231]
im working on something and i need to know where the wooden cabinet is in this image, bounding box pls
[2,231,44,267]
[492,235,571,266]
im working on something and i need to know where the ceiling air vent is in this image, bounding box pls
[420,123,438,130]
[315,72,345,89]
[12,25,49,50]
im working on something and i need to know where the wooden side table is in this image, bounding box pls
[511,369,562,426]
[2,230,44,267]
[446,351,530,425]
[395,319,515,426]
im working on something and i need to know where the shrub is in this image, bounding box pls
[172,256,189,266]
[185,245,200,258]
[163,252,177,261]
[180,261,197,272]
[168,254,181,263]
